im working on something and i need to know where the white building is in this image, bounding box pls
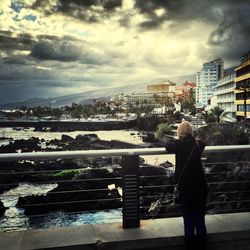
[205,95,218,111]
[196,59,224,107]
[119,91,175,111]
[215,73,236,116]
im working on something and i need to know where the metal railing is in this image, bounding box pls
[0,145,250,232]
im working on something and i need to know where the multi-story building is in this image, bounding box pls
[115,82,176,113]
[235,51,250,121]
[147,81,176,94]
[196,59,224,107]
[175,81,196,102]
[215,72,236,116]
[123,92,174,107]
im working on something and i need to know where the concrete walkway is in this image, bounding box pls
[0,212,249,250]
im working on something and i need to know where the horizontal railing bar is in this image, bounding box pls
[141,200,250,210]
[0,169,249,177]
[141,184,250,190]
[203,161,250,165]
[208,200,250,205]
[210,190,250,194]
[1,145,250,162]
[139,190,250,200]
[208,180,250,185]
[0,167,249,176]
[140,184,173,189]
[17,198,122,208]
[140,190,250,197]
[0,177,122,187]
[0,188,113,197]
[206,171,250,175]
[0,166,121,175]
[207,208,250,213]
[140,175,171,178]
[139,195,168,199]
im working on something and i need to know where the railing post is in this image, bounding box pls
[121,155,140,229]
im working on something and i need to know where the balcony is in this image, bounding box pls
[0,146,250,249]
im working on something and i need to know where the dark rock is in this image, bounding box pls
[0,201,7,216]
[0,137,41,153]
[61,134,74,142]
[159,161,174,169]
[142,132,157,143]
[16,167,123,215]
[75,134,100,143]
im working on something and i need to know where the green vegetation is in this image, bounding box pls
[196,123,249,146]
[210,106,224,123]
[18,101,123,119]
[202,106,224,124]
[155,123,172,139]
[126,100,154,117]
[179,89,196,115]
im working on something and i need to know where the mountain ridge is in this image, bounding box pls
[0,74,195,109]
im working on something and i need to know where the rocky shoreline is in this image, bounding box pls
[0,132,147,216]
[0,123,250,219]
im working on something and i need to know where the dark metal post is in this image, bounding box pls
[244,83,247,123]
[121,155,140,229]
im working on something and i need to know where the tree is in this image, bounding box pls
[210,106,224,123]
[181,89,196,115]
[202,111,216,124]
[155,123,172,139]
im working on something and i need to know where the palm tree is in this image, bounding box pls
[210,106,224,123]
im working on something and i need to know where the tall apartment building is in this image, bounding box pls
[235,51,250,121]
[215,72,236,115]
[196,59,224,107]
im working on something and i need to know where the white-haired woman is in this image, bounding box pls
[166,121,207,250]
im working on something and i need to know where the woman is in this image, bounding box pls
[165,121,207,250]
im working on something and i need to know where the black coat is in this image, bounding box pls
[165,135,207,202]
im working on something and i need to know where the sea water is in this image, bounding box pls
[0,128,174,231]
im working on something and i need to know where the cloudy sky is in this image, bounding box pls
[0,0,249,104]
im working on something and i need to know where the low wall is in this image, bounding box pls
[0,120,137,131]
[0,212,249,250]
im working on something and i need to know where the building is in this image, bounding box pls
[205,95,218,111]
[147,81,176,94]
[122,92,174,108]
[215,72,236,117]
[115,82,176,113]
[175,81,196,102]
[196,59,224,107]
[234,51,250,121]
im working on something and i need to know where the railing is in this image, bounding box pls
[0,145,250,232]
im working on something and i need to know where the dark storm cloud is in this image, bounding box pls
[0,30,106,65]
[0,60,54,81]
[30,38,108,64]
[134,0,250,60]
[207,7,250,59]
[31,0,122,22]
[31,40,80,62]
[3,55,35,65]
[0,31,35,51]
[134,0,245,24]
